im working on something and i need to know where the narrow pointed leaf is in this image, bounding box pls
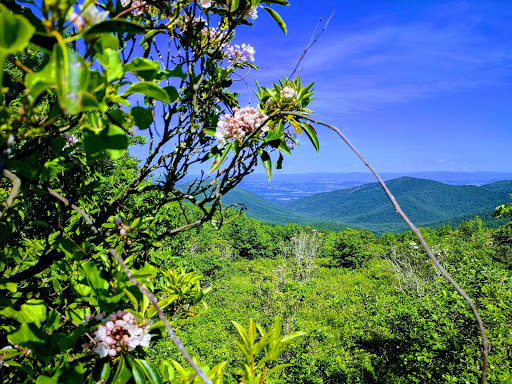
[299,122,319,152]
[261,7,287,34]
[257,148,272,181]
[135,359,162,384]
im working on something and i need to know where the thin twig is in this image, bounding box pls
[41,185,213,384]
[277,111,489,384]
[1,170,21,220]
[289,11,335,79]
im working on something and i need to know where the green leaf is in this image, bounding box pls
[230,0,240,12]
[158,360,175,382]
[299,122,319,152]
[131,106,153,130]
[257,148,272,181]
[124,58,160,81]
[83,20,146,36]
[43,309,61,333]
[112,355,133,384]
[0,4,35,86]
[232,321,251,350]
[140,29,161,46]
[40,157,71,182]
[103,49,124,82]
[280,330,306,345]
[163,86,179,103]
[158,67,186,81]
[7,323,49,355]
[128,357,147,384]
[123,288,139,312]
[35,376,58,384]
[209,144,232,173]
[0,279,17,293]
[25,61,56,103]
[123,82,171,104]
[0,5,35,53]
[94,33,119,53]
[82,261,109,291]
[134,359,162,384]
[18,300,47,327]
[261,7,287,34]
[266,364,292,378]
[84,125,129,161]
[96,361,111,383]
[53,43,90,114]
[146,295,178,319]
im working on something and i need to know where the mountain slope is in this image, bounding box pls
[482,180,512,193]
[283,177,510,232]
[222,187,311,225]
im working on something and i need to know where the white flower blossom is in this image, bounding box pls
[245,5,258,20]
[198,0,212,9]
[62,133,77,147]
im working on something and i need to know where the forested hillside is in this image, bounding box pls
[222,177,511,233]
[284,177,510,233]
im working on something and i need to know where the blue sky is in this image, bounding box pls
[229,0,512,174]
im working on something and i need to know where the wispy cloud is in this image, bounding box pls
[250,1,512,113]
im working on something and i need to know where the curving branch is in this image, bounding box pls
[42,185,213,384]
[278,111,489,384]
[0,169,21,220]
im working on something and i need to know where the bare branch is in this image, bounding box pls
[289,11,335,79]
[1,170,21,220]
[277,111,489,384]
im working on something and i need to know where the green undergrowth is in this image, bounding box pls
[149,222,512,383]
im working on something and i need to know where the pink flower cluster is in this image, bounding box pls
[201,27,227,43]
[121,0,145,16]
[280,87,295,99]
[114,217,132,236]
[62,133,77,147]
[225,44,255,62]
[89,311,152,358]
[215,107,269,145]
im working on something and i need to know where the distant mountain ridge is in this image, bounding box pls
[224,176,511,233]
[237,171,512,203]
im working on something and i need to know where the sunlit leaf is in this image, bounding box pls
[261,7,287,34]
[53,43,90,114]
[123,82,171,104]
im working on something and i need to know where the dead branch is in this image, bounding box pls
[289,10,335,79]
[277,110,489,384]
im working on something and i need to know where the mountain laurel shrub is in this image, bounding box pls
[0,0,319,382]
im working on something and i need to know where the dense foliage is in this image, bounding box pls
[156,217,512,383]
[0,0,319,382]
